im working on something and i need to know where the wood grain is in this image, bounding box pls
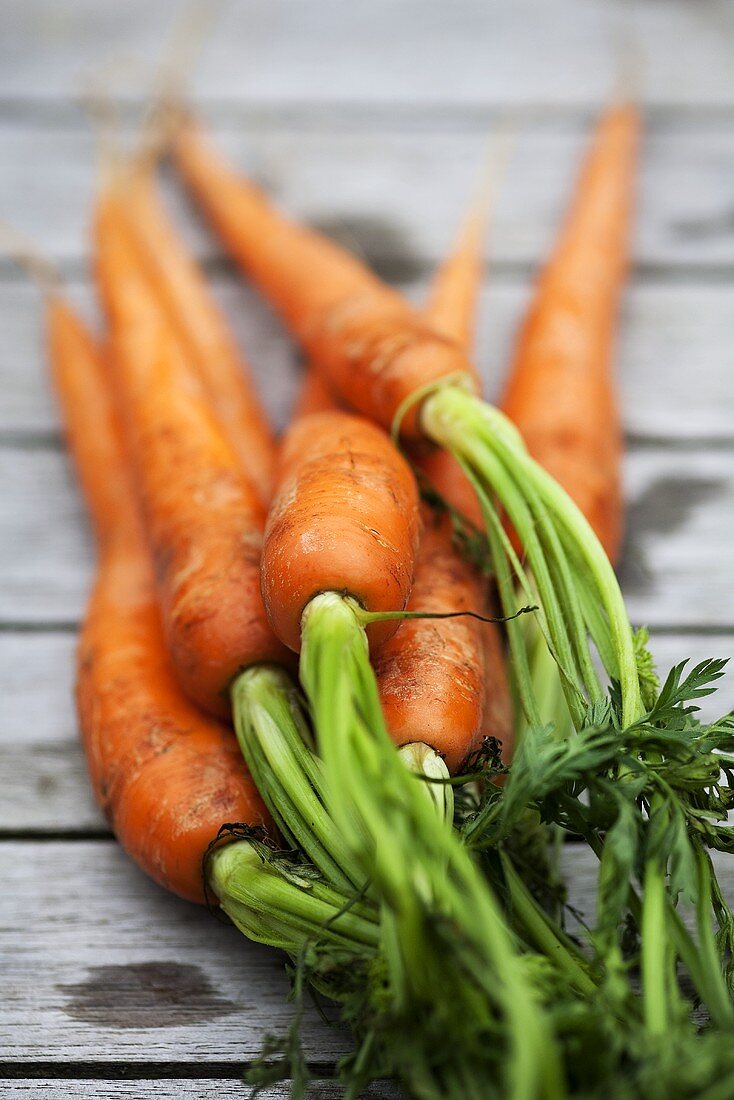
[2,0,734,108]
[0,841,347,1064]
[1,842,731,1066]
[0,1084,400,1099]
[3,277,734,442]
[2,444,732,627]
[3,122,734,275]
[1,630,730,836]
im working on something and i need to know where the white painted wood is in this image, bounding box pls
[3,276,734,442]
[2,121,734,273]
[1,630,730,835]
[0,841,346,1063]
[619,449,734,629]
[0,278,298,438]
[0,1084,399,1099]
[1,0,733,1084]
[0,632,104,832]
[1,842,731,1064]
[2,444,733,627]
[2,0,734,108]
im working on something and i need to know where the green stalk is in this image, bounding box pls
[529,628,572,741]
[398,741,455,823]
[230,664,359,893]
[500,850,597,996]
[422,385,643,727]
[689,849,734,1027]
[300,590,566,1100]
[209,840,378,959]
[641,861,669,1036]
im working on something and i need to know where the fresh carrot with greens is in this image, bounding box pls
[497,103,638,742]
[47,291,269,904]
[286,174,511,768]
[500,103,638,563]
[379,192,511,767]
[121,166,275,504]
[93,182,289,719]
[173,109,645,736]
[92,179,365,894]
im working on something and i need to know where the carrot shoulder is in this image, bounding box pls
[48,295,268,904]
[500,104,639,563]
[93,184,288,718]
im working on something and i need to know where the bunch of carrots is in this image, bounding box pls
[12,85,734,1099]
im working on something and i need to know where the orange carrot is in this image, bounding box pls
[93,183,289,718]
[372,504,488,772]
[121,166,276,504]
[414,193,489,527]
[285,191,511,767]
[387,198,511,766]
[48,294,268,904]
[261,410,421,654]
[174,118,475,441]
[500,104,639,564]
[423,197,488,368]
[291,364,343,420]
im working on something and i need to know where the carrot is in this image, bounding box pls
[173,118,474,441]
[92,176,366,892]
[174,108,645,736]
[261,409,421,654]
[372,504,486,772]
[93,181,289,718]
[285,181,511,768]
[291,363,343,419]
[423,195,489,366]
[47,292,268,904]
[414,189,490,526]
[377,193,511,768]
[121,166,276,504]
[500,104,639,564]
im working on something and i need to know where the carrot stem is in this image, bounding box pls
[210,840,379,953]
[230,665,361,893]
[641,861,670,1037]
[421,384,644,728]
[299,590,566,1100]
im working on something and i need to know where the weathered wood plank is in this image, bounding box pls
[2,0,734,108]
[0,279,297,439]
[0,841,346,1063]
[0,633,103,833]
[2,444,732,627]
[0,1084,399,1099]
[3,276,734,442]
[1,842,731,1065]
[2,630,729,835]
[3,121,734,274]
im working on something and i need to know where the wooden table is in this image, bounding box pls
[2,1,734,1095]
